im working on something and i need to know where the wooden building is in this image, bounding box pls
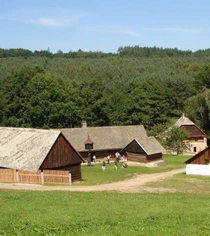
[0,127,84,182]
[120,137,166,163]
[174,114,207,154]
[60,124,148,159]
[185,147,210,165]
[60,123,166,161]
[185,147,210,176]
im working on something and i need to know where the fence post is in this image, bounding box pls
[69,172,72,185]
[41,170,44,185]
[15,169,19,183]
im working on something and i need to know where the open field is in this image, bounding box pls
[1,155,210,235]
[1,190,210,236]
[145,172,210,194]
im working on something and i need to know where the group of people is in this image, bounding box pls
[86,152,128,171]
[86,153,96,166]
[102,152,128,171]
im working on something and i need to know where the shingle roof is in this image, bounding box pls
[175,115,194,127]
[135,136,166,154]
[60,125,148,152]
[0,127,60,170]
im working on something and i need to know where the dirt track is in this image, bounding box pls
[0,168,185,193]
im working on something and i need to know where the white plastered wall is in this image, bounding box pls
[188,137,207,153]
[186,164,210,176]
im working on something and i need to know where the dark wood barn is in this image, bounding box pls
[120,137,166,163]
[185,147,210,165]
[0,127,84,182]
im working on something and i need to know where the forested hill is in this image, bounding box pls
[1,46,210,136]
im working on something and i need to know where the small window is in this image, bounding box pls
[193,147,197,152]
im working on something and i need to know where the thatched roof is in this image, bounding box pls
[174,114,206,137]
[60,125,148,152]
[0,127,61,170]
[121,137,166,155]
[175,114,194,127]
[135,137,166,154]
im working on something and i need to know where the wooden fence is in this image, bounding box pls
[0,169,72,185]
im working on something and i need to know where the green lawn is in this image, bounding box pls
[77,155,189,185]
[146,172,210,193]
[2,155,206,236]
[1,190,210,236]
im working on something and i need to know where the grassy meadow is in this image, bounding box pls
[1,154,210,236]
[1,190,210,236]
[78,155,188,185]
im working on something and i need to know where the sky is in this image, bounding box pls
[0,0,210,53]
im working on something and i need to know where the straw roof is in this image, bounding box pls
[60,125,148,152]
[135,136,166,154]
[175,114,194,127]
[0,127,61,170]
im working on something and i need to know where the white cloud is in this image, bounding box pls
[89,25,140,36]
[27,17,76,27]
[1,6,84,28]
[144,27,202,33]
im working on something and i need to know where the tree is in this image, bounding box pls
[124,79,169,127]
[184,89,210,133]
[75,78,107,126]
[25,73,77,128]
[3,66,45,127]
[0,90,5,125]
[165,126,190,155]
[193,64,210,93]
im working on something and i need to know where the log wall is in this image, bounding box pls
[127,152,147,163]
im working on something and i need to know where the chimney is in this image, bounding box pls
[81,120,87,128]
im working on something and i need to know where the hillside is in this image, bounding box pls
[1,46,210,135]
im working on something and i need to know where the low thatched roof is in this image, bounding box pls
[60,125,148,152]
[121,137,166,155]
[0,127,61,170]
[136,137,166,154]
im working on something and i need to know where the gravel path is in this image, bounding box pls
[0,168,185,193]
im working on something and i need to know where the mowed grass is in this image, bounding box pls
[2,155,206,236]
[146,172,210,193]
[1,190,210,236]
[77,155,189,185]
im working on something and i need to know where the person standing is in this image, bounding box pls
[107,154,111,164]
[102,160,106,171]
[114,160,118,171]
[87,153,91,166]
[115,152,121,162]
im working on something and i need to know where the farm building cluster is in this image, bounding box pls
[0,123,166,183]
[0,114,209,183]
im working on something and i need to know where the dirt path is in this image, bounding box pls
[0,168,185,193]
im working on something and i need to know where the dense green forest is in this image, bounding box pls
[1,46,210,136]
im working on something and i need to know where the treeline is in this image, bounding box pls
[1,46,210,136]
[1,46,210,59]
[0,48,110,59]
